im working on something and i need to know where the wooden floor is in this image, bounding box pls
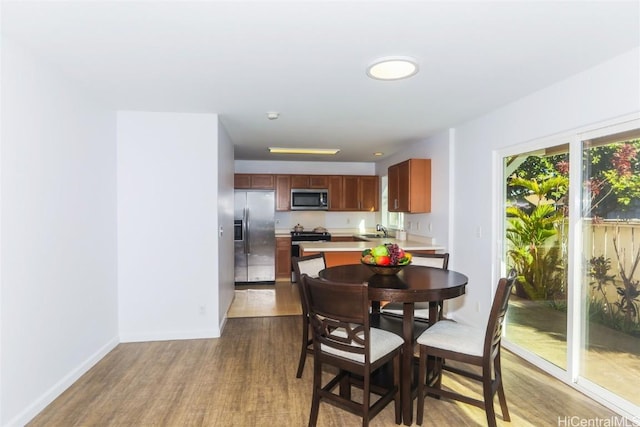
[28,281,620,427]
[228,282,302,318]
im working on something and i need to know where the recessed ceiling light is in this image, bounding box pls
[367,56,418,80]
[373,152,384,156]
[266,112,279,120]
[268,147,340,155]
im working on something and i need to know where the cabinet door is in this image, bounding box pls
[342,176,360,210]
[359,176,379,211]
[388,165,400,212]
[397,161,411,212]
[331,236,355,242]
[407,159,431,213]
[251,174,275,189]
[275,237,292,280]
[275,175,291,211]
[234,174,252,189]
[387,159,431,213]
[328,176,343,211]
[235,174,275,189]
[309,175,329,189]
[290,175,309,188]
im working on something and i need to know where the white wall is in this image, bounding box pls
[235,160,375,175]
[1,37,118,426]
[452,47,640,325]
[374,131,452,248]
[217,123,235,332]
[117,112,223,341]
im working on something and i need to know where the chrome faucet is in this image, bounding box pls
[376,224,388,237]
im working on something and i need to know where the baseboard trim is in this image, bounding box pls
[6,337,119,427]
[119,328,220,343]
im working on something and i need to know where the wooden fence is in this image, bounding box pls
[583,219,640,303]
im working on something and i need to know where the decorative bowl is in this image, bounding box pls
[361,261,410,276]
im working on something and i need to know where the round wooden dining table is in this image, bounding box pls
[319,263,468,426]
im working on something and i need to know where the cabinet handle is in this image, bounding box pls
[394,199,398,209]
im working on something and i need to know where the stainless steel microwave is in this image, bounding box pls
[291,189,329,210]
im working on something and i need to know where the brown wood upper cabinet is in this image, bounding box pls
[327,175,344,210]
[290,175,329,189]
[341,175,379,212]
[388,159,431,213]
[236,173,379,212]
[234,174,275,189]
[275,175,291,211]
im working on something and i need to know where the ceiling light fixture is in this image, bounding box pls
[373,152,384,157]
[268,147,340,155]
[266,112,279,120]
[367,56,418,80]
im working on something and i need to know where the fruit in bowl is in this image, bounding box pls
[361,243,411,275]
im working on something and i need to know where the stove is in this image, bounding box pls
[290,231,332,281]
[290,231,332,241]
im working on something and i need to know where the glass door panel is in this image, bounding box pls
[504,144,569,369]
[581,131,640,405]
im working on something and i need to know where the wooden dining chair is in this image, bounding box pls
[300,274,403,427]
[415,270,517,427]
[380,253,450,322]
[291,253,326,378]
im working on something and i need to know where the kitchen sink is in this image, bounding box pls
[357,233,385,238]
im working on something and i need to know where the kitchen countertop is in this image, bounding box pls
[300,237,445,253]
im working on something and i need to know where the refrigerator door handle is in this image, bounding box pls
[244,208,250,254]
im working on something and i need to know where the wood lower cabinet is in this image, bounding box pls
[388,159,431,213]
[304,249,435,268]
[331,236,355,242]
[275,237,292,280]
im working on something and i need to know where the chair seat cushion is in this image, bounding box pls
[321,327,403,363]
[381,302,430,320]
[416,320,484,357]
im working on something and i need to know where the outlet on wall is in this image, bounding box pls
[407,221,412,230]
[416,221,420,231]
[199,305,206,315]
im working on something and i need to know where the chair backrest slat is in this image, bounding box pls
[484,270,518,356]
[292,254,326,316]
[300,274,371,362]
[411,253,449,270]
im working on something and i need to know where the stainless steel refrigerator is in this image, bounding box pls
[234,190,276,283]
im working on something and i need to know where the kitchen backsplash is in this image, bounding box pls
[275,211,378,232]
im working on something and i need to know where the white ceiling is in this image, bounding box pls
[3,1,639,162]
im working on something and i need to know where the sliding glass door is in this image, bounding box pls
[501,119,640,416]
[503,144,569,369]
[580,129,640,407]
